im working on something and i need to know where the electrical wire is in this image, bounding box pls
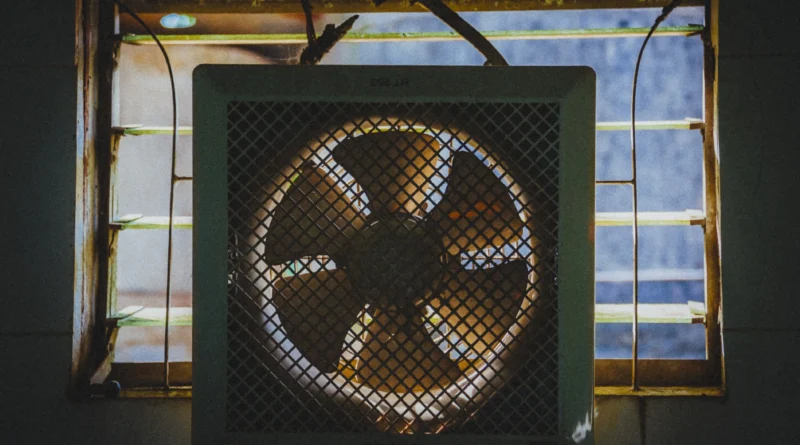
[107,0,178,388]
[630,0,683,390]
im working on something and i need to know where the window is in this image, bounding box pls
[89,0,721,396]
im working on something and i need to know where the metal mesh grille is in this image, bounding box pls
[225,101,560,436]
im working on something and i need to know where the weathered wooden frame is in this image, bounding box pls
[84,0,723,398]
[123,0,703,13]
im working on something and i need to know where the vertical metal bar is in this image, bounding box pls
[164,176,177,388]
[163,115,179,387]
[627,6,669,390]
[117,4,183,389]
[630,181,640,390]
[596,176,638,388]
[701,4,723,385]
[630,30,650,391]
[112,0,179,389]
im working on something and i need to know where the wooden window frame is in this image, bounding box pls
[76,0,721,398]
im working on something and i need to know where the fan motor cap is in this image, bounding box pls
[347,214,443,308]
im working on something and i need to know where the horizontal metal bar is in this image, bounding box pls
[109,210,705,231]
[115,306,193,327]
[596,302,706,324]
[596,268,704,283]
[123,0,705,14]
[115,303,705,328]
[112,126,192,136]
[120,26,704,45]
[596,210,704,226]
[109,211,703,231]
[110,216,193,230]
[596,119,704,131]
[597,180,632,185]
[112,119,705,137]
[115,374,723,398]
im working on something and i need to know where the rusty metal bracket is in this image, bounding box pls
[299,0,359,65]
[87,306,144,395]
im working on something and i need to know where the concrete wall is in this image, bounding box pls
[0,2,191,444]
[0,2,797,444]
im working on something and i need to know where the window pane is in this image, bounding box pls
[115,326,192,363]
[115,326,165,363]
[596,226,706,359]
[115,213,193,307]
[640,324,705,359]
[596,130,703,202]
[596,225,633,273]
[639,226,704,272]
[117,143,192,218]
[596,132,633,182]
[596,323,706,359]
[114,229,192,363]
[596,324,632,359]
[636,131,703,212]
[598,280,704,305]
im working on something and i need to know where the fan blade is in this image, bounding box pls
[428,152,523,254]
[263,164,364,264]
[274,270,363,373]
[357,307,460,393]
[429,260,528,356]
[332,131,439,215]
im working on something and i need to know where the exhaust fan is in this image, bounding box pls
[193,65,595,444]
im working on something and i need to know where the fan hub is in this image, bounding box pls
[347,215,443,307]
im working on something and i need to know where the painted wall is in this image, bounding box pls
[0,2,192,444]
[0,2,797,444]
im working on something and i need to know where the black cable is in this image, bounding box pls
[630,0,683,390]
[107,0,178,388]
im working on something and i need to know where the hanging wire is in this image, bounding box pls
[108,0,178,388]
[630,0,683,390]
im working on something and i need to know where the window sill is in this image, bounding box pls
[595,386,725,397]
[109,386,725,399]
[117,387,192,398]
[113,302,707,327]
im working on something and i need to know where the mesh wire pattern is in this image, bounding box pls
[225,101,560,436]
